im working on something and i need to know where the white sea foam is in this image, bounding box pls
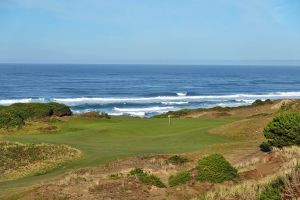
[52,92,300,106]
[176,92,187,96]
[113,106,174,112]
[0,98,46,106]
[161,101,189,105]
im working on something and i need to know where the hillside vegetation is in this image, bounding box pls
[0,102,71,130]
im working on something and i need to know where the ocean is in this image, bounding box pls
[1,64,300,117]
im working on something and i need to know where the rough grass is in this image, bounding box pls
[167,155,189,165]
[129,168,166,188]
[0,142,81,182]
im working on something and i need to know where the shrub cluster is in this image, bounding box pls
[0,102,72,130]
[264,112,300,148]
[167,155,189,165]
[128,168,166,188]
[252,99,273,106]
[197,154,238,183]
[168,171,191,187]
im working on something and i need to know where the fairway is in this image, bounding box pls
[1,117,238,191]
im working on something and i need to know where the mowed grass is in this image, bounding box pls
[1,116,239,191]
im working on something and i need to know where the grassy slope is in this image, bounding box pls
[0,116,240,192]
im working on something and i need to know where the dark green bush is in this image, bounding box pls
[258,178,284,200]
[197,154,238,183]
[0,102,72,130]
[168,171,191,187]
[264,112,300,148]
[9,103,52,119]
[167,155,189,165]
[252,99,273,106]
[48,102,72,117]
[259,141,273,152]
[0,110,24,129]
[128,168,166,188]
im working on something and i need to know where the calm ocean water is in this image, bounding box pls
[1,64,300,117]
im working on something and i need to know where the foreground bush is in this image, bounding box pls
[197,154,238,183]
[264,112,300,148]
[168,171,191,187]
[129,168,165,188]
[0,102,72,130]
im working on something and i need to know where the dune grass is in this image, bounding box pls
[0,116,239,192]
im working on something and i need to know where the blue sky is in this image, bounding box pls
[0,0,300,64]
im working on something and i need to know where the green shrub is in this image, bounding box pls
[48,102,72,117]
[259,141,273,152]
[197,154,238,183]
[264,112,300,148]
[0,102,72,130]
[128,168,166,188]
[0,110,24,129]
[168,171,191,187]
[258,178,283,200]
[252,99,273,106]
[167,155,189,165]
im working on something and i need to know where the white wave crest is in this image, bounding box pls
[161,101,189,105]
[176,92,187,96]
[113,106,174,112]
[52,91,300,106]
[0,98,46,106]
[1,91,300,107]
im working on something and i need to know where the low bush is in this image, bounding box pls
[168,171,191,187]
[48,102,72,117]
[0,102,72,130]
[167,155,189,165]
[264,112,300,148]
[128,168,165,188]
[197,154,238,183]
[259,141,273,152]
[0,110,24,129]
[252,99,273,106]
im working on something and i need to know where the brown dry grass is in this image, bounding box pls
[0,142,81,182]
